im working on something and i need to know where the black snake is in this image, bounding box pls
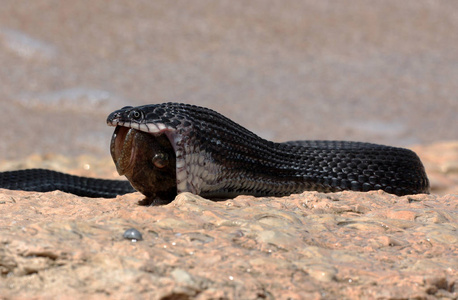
[0,103,429,202]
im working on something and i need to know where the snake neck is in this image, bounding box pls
[174,131,301,197]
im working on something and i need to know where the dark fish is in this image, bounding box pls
[110,126,177,202]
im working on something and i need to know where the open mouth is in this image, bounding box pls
[110,126,138,175]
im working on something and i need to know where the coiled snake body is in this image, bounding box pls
[0,103,429,202]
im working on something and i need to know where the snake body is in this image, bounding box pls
[107,103,429,199]
[0,103,429,201]
[0,168,134,198]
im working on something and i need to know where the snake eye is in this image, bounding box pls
[152,153,169,168]
[128,109,143,121]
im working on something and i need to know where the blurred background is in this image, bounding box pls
[0,0,457,161]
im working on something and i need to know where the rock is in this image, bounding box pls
[123,228,143,241]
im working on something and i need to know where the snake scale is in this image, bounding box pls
[0,103,429,202]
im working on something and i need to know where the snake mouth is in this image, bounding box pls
[110,126,139,175]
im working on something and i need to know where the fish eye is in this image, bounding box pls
[152,153,169,168]
[129,109,143,121]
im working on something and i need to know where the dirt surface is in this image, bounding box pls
[0,191,456,300]
[0,142,457,299]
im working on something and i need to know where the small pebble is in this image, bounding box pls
[123,228,143,241]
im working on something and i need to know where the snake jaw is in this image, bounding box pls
[107,107,175,134]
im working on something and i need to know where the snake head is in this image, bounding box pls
[107,103,205,199]
[107,104,187,133]
[108,105,184,203]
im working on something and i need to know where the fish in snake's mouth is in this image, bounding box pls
[110,126,137,175]
[110,125,177,202]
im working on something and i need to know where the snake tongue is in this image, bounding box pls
[110,126,137,175]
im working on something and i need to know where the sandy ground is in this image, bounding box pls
[0,190,456,299]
